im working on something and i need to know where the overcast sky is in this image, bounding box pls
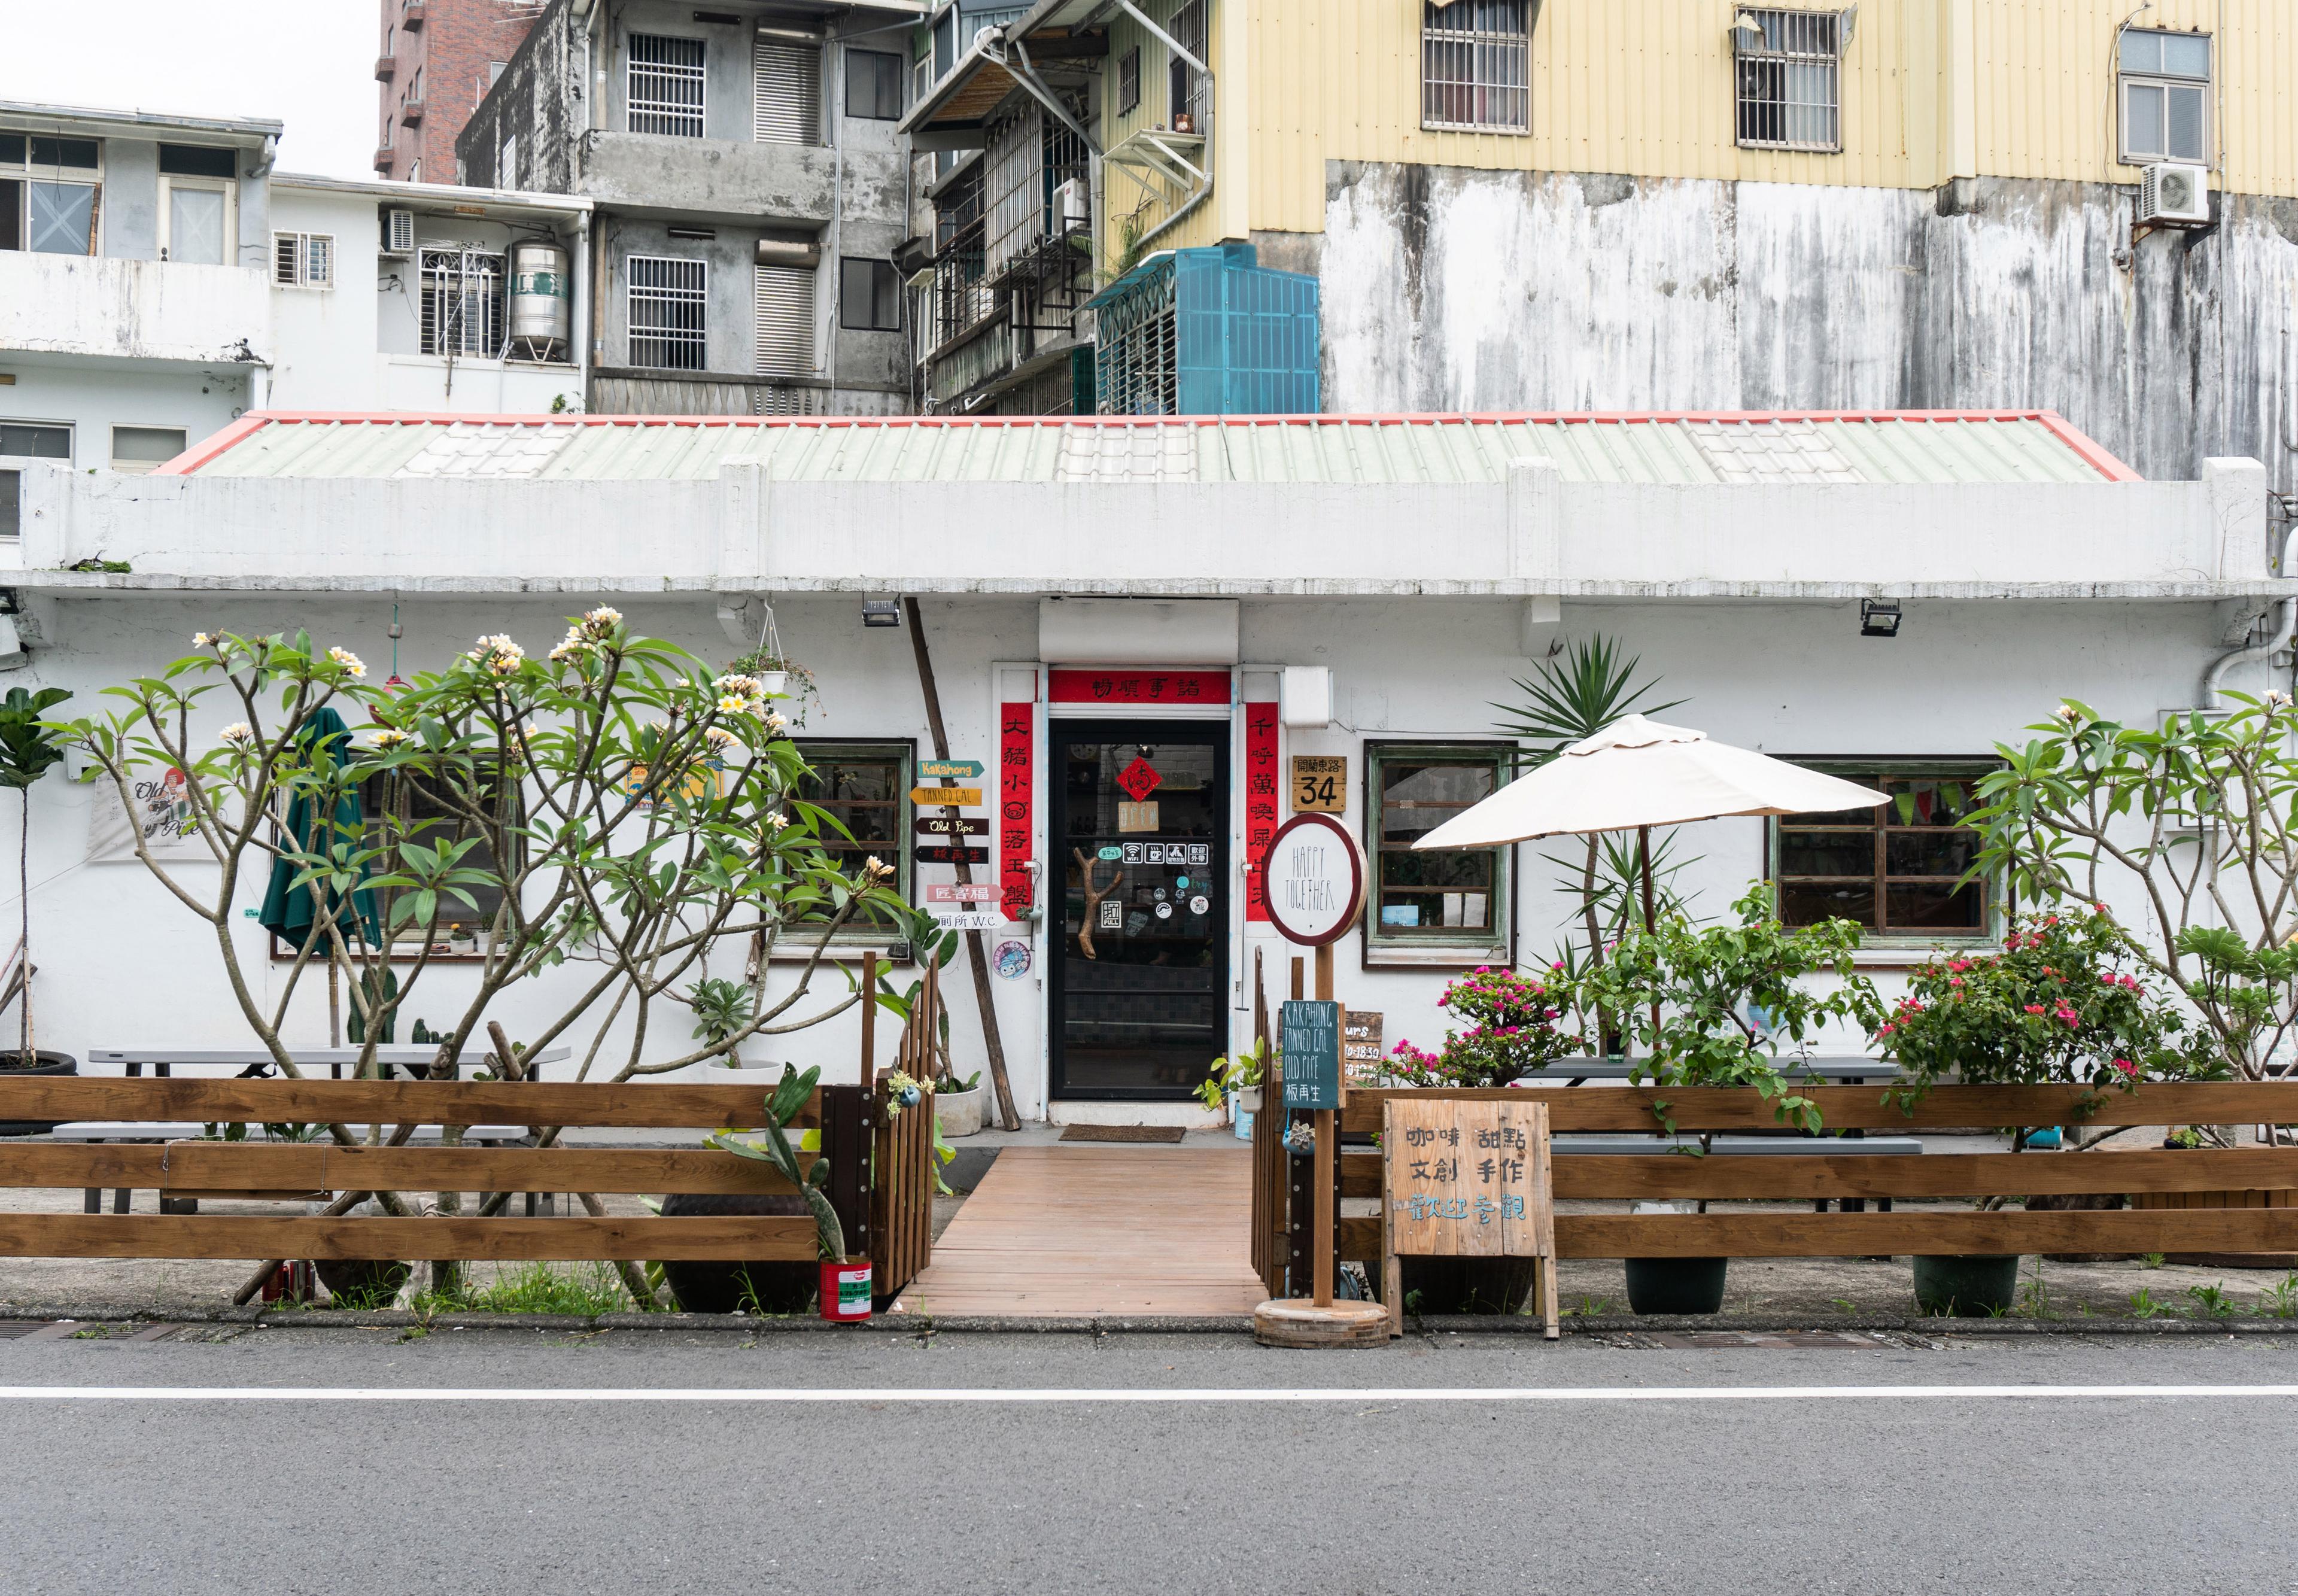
[0,1,378,178]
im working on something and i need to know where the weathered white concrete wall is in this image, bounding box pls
[1316,166,2298,495]
[0,254,272,366]
[0,589,2257,1114]
[0,361,249,475]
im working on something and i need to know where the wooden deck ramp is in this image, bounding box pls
[887,1145,1267,1318]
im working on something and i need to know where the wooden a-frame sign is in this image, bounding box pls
[1381,1097,1560,1339]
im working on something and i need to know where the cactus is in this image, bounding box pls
[707,1065,845,1262]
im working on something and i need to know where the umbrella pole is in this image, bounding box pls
[1639,825,1660,1045]
[328,953,341,1050]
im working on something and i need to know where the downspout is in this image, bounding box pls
[1110,0,1213,248]
[828,39,843,407]
[2204,525,2298,708]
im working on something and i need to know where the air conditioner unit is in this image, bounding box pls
[2138,162,2210,226]
[1053,177,1089,232]
[382,206,417,256]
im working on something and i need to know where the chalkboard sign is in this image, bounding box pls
[1279,999,1342,1110]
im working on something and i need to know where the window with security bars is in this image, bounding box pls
[1421,1,1529,133]
[628,32,707,136]
[630,255,707,370]
[1734,8,1843,152]
[272,231,333,288]
[791,743,912,940]
[420,248,504,357]
[1771,763,1999,941]
[1093,259,1178,415]
[1166,0,1208,132]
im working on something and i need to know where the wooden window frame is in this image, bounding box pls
[1363,740,1513,970]
[780,739,916,959]
[1768,758,2002,950]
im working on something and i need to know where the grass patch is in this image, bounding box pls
[410,1262,639,1318]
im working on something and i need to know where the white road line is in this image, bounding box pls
[0,1384,2296,1404]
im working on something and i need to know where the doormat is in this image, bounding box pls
[1060,1125,1187,1144]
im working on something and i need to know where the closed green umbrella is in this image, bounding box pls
[257,706,379,950]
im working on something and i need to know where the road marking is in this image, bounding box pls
[1,1384,2296,1405]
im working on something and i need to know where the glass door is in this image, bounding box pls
[1050,720,1229,1100]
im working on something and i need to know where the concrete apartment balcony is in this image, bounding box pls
[399,98,425,127]
[0,253,272,367]
[400,1,427,29]
[576,130,843,227]
[373,54,396,81]
[373,146,396,174]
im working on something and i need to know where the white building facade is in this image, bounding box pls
[2,410,2287,1120]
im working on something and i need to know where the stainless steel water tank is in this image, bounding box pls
[507,240,571,354]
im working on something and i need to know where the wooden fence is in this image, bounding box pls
[1257,1081,2298,1298]
[868,954,943,1302]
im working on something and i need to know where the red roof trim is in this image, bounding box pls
[178,408,2144,481]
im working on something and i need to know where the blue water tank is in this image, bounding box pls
[1089,242,1321,415]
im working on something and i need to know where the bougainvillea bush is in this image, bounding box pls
[1388,966,1585,1087]
[1874,907,2220,1109]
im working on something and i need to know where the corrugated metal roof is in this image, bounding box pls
[168,412,2140,485]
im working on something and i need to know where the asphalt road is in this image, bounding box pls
[3,1325,2293,1594]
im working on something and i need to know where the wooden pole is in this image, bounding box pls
[1639,823,1660,1043]
[901,595,1021,1130]
[859,950,879,1086]
[1313,941,1335,1308]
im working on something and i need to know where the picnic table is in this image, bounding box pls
[87,1046,572,1081]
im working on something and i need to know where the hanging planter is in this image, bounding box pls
[721,601,819,724]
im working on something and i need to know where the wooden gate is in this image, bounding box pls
[867,953,942,1302]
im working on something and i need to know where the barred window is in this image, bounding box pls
[628,255,707,370]
[628,32,707,137]
[420,248,504,357]
[1734,8,1843,153]
[272,231,333,288]
[1421,1,1529,134]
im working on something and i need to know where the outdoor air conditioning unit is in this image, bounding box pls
[1053,177,1089,232]
[2138,162,2211,226]
[381,206,417,256]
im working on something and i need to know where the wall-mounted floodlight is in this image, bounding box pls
[1860,598,1902,639]
[862,599,902,629]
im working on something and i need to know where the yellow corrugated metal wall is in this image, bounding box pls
[1233,1,2298,239]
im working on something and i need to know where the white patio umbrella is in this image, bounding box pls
[1414,714,1889,934]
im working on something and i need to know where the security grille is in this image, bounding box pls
[420,248,504,356]
[1094,257,1178,416]
[629,255,708,370]
[272,231,333,288]
[753,262,815,379]
[1167,0,1208,131]
[1734,8,1843,152]
[1421,1,1529,133]
[753,33,823,145]
[628,33,707,137]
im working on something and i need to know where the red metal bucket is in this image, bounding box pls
[820,1258,873,1322]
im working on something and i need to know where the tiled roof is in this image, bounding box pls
[163,411,2141,486]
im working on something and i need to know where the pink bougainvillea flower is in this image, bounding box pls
[2024,1004,2047,1015]
[2114,1057,2138,1077]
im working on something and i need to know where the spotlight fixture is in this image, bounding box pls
[1860,598,1902,639]
[862,599,902,629]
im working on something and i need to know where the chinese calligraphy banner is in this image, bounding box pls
[1279,999,1342,1110]
[1243,700,1279,922]
[998,700,1034,923]
[1384,1098,1555,1262]
[1047,669,1233,705]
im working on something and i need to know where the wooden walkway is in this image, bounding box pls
[887,1145,1267,1318]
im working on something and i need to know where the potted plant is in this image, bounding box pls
[0,685,73,1135]
[1876,905,2217,1316]
[720,647,819,725]
[1193,1036,1270,1140]
[708,1065,859,1317]
[1575,886,1880,1315]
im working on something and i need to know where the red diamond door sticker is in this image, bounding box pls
[1115,756,1163,802]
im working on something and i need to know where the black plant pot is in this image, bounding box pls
[1398,1255,1536,1315]
[0,1051,76,1136]
[317,1258,413,1308]
[1913,1254,2021,1318]
[1625,1256,1729,1315]
[659,1191,817,1315]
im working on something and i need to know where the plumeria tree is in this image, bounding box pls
[66,613,901,1299]
[1966,694,2298,1081]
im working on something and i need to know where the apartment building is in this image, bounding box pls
[458,0,926,415]
[907,1,2298,490]
[375,0,548,183]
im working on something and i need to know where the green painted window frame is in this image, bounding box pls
[1362,740,1513,968]
[788,739,916,955]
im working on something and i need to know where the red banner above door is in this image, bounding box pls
[1047,670,1233,706]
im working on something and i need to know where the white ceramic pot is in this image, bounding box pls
[758,670,791,698]
[1236,1087,1263,1114]
[935,1084,987,1138]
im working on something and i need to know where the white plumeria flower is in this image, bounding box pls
[584,606,623,630]
[370,727,410,749]
[863,855,889,880]
[764,810,789,831]
[327,646,367,679]
[218,722,254,745]
[764,712,789,733]
[716,695,749,715]
[703,725,740,750]
[192,631,214,647]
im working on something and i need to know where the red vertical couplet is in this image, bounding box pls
[998,700,1035,923]
[1243,701,1280,922]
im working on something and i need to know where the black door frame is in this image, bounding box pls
[1047,716,1232,1102]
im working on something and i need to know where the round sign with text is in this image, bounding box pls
[1259,811,1365,947]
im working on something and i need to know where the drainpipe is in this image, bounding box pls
[2204,524,2298,707]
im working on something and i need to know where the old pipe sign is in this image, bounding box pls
[1258,811,1364,947]
[911,786,983,808]
[916,816,990,837]
[919,759,986,782]
[1278,999,1343,1111]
